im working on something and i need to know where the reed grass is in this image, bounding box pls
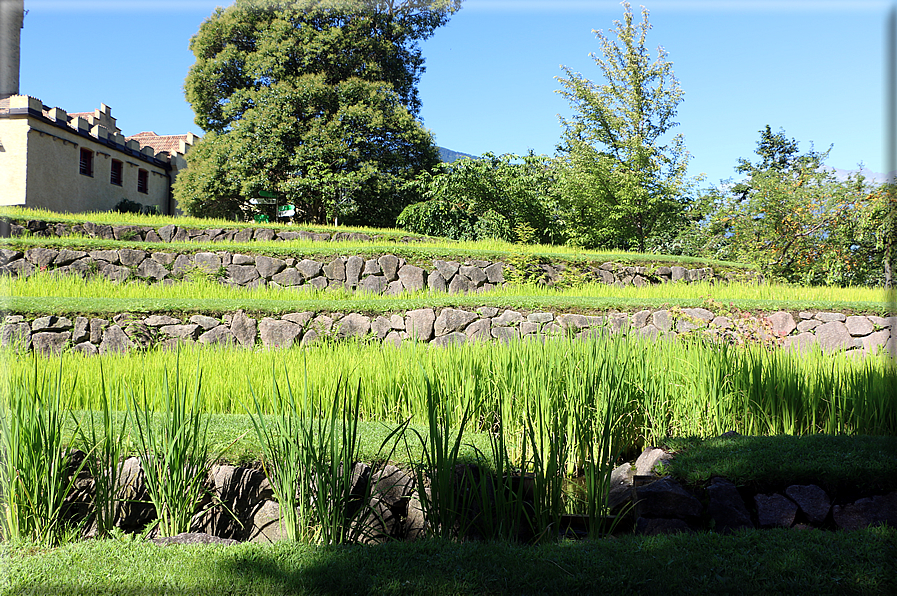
[72,367,131,538]
[130,362,219,538]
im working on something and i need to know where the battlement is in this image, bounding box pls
[1,95,198,163]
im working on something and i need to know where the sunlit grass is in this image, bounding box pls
[2,207,752,268]
[3,270,890,314]
[5,336,894,445]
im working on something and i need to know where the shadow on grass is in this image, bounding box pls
[5,528,896,595]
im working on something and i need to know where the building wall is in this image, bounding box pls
[24,121,169,214]
[0,117,28,205]
[0,96,172,214]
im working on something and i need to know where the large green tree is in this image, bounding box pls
[397,152,564,244]
[175,0,460,226]
[699,126,892,285]
[555,2,690,252]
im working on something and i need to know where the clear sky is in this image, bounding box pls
[17,0,896,186]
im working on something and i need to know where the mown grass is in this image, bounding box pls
[3,270,891,315]
[0,206,423,241]
[2,528,895,595]
[665,434,897,499]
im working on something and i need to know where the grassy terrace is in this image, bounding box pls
[2,210,896,595]
[2,270,891,317]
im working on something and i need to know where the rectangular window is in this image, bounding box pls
[137,169,148,194]
[110,160,123,186]
[79,148,93,177]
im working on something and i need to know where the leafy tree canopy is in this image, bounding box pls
[699,127,893,285]
[397,152,564,244]
[555,2,690,252]
[176,0,460,226]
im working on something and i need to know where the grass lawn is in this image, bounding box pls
[3,528,895,595]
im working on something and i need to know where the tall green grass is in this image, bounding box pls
[0,362,87,545]
[6,335,894,449]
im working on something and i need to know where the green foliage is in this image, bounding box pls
[114,199,159,216]
[398,152,564,243]
[555,2,691,252]
[177,0,461,226]
[691,126,895,285]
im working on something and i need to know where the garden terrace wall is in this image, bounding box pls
[1,246,727,294]
[63,447,897,544]
[2,307,893,357]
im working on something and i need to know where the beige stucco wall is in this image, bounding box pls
[23,121,169,214]
[0,117,28,205]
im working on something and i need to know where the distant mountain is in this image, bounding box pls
[827,166,895,184]
[438,147,478,163]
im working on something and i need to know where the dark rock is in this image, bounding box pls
[707,477,754,533]
[25,247,58,268]
[833,491,897,531]
[635,477,702,519]
[53,249,87,266]
[755,493,798,528]
[635,517,693,536]
[785,485,831,525]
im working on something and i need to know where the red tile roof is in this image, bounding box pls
[125,131,199,156]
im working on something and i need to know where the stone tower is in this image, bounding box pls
[0,0,25,100]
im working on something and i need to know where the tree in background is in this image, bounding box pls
[397,152,564,243]
[555,2,690,252]
[699,126,891,285]
[175,0,460,226]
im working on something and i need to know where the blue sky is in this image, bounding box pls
[18,0,895,186]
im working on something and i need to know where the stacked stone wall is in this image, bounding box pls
[3,307,893,357]
[0,245,727,294]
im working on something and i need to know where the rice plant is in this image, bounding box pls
[73,367,131,538]
[0,360,87,545]
[131,362,217,538]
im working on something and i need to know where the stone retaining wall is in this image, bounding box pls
[4,307,894,357]
[63,445,897,544]
[0,246,725,293]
